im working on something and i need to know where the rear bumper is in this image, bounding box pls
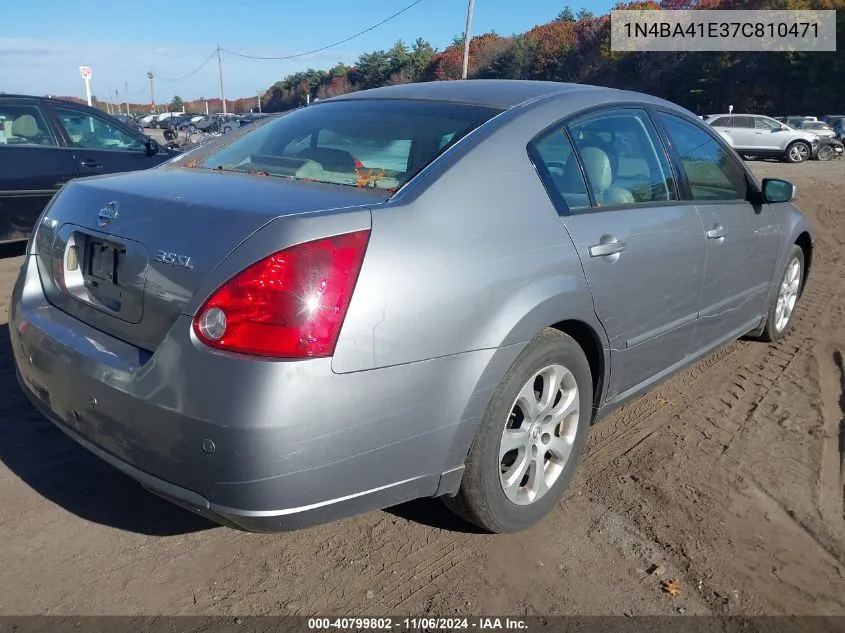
[10,256,520,531]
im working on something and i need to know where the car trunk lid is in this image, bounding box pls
[36,168,387,352]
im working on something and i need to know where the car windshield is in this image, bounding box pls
[197,99,502,191]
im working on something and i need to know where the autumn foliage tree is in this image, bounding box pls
[255,0,845,116]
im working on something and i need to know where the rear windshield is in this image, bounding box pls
[197,99,502,191]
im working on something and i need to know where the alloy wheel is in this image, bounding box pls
[775,257,801,332]
[499,364,580,505]
[789,143,809,162]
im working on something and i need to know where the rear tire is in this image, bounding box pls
[443,328,592,533]
[757,245,804,343]
[784,141,811,163]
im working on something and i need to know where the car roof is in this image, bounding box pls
[0,93,93,106]
[326,79,618,109]
[705,113,766,118]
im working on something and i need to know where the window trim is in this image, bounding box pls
[48,104,146,153]
[526,102,685,216]
[652,107,762,206]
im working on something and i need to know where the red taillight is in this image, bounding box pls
[353,157,364,169]
[193,230,370,358]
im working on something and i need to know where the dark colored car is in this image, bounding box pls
[191,115,230,133]
[111,114,144,134]
[0,94,179,243]
[814,136,844,160]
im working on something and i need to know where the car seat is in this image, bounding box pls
[10,114,48,145]
[568,146,634,206]
[296,147,358,173]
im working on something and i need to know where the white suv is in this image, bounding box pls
[704,114,819,163]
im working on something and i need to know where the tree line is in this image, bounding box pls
[259,0,845,117]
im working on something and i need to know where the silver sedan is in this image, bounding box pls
[10,80,812,533]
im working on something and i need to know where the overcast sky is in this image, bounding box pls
[1,0,612,103]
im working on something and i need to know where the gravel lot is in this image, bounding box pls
[0,160,843,616]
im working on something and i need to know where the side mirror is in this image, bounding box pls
[143,136,160,156]
[762,178,796,204]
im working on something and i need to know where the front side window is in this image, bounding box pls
[53,107,144,151]
[709,117,730,127]
[659,113,748,202]
[0,103,56,146]
[566,108,678,207]
[754,117,781,131]
[198,100,502,191]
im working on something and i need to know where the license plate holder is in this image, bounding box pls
[87,239,122,285]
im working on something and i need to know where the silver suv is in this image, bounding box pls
[704,114,818,163]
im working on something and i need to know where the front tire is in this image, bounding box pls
[785,141,811,163]
[443,329,592,533]
[816,145,834,161]
[758,245,804,342]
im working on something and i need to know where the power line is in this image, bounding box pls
[157,49,218,82]
[222,0,426,61]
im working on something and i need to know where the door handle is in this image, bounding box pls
[706,225,726,239]
[79,159,102,168]
[589,240,627,258]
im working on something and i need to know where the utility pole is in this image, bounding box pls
[107,83,113,114]
[256,90,262,114]
[147,71,156,113]
[217,44,227,114]
[114,88,120,115]
[461,0,475,80]
[124,81,129,115]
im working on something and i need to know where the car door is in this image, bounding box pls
[530,107,706,401]
[753,115,795,153]
[0,99,78,243]
[48,105,167,177]
[726,116,757,151]
[657,112,780,352]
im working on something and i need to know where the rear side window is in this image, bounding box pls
[0,103,56,146]
[659,113,748,202]
[709,117,730,127]
[529,127,592,212]
[199,100,502,191]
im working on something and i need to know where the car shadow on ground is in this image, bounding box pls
[385,498,486,534]
[0,324,216,536]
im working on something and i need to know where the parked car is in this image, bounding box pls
[111,114,144,134]
[237,113,270,128]
[796,119,836,139]
[138,114,158,128]
[774,116,813,128]
[704,113,819,162]
[152,112,184,128]
[0,94,179,243]
[193,115,240,134]
[828,118,845,140]
[163,115,193,130]
[10,80,812,533]
[175,115,212,132]
[813,136,844,161]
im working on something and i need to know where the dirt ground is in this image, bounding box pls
[0,159,843,617]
